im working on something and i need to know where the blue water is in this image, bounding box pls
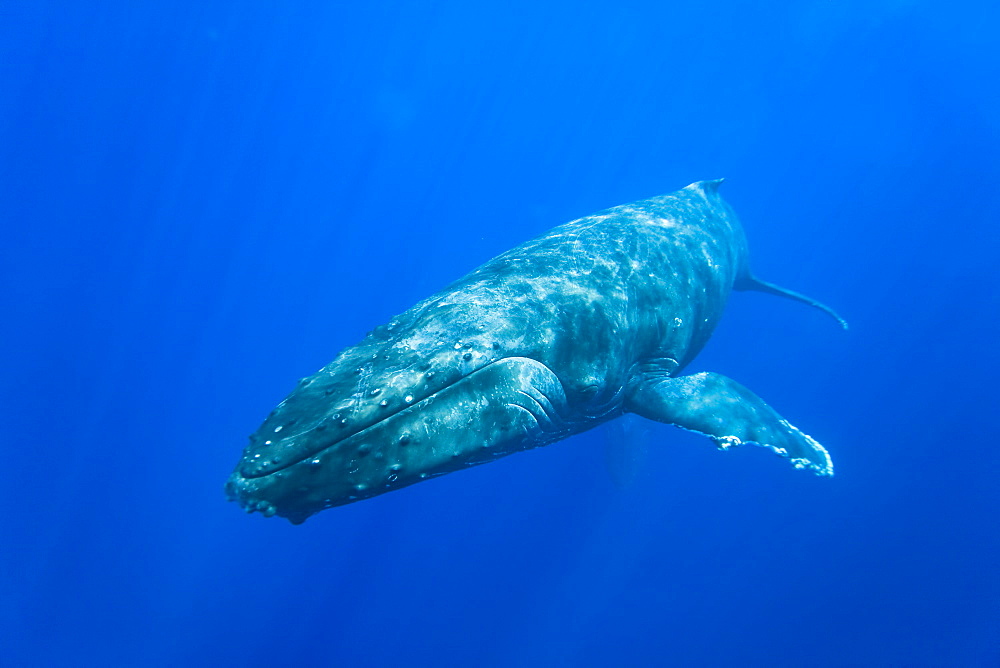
[3,3,998,666]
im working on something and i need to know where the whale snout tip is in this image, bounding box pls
[224,473,279,519]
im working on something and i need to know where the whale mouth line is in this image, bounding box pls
[239,357,510,480]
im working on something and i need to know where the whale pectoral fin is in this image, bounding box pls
[624,371,833,476]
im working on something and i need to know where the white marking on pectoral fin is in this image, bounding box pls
[624,371,834,476]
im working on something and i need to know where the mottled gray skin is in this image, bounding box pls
[225,180,842,524]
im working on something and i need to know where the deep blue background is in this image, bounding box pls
[2,2,998,666]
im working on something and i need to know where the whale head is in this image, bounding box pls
[225,305,571,524]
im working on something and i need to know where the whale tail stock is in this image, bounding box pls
[690,177,846,330]
[735,273,849,330]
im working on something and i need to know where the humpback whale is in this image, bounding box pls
[225,180,845,524]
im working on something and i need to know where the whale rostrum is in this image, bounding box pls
[225,180,845,524]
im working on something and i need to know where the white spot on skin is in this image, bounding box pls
[405,395,414,403]
[274,426,283,433]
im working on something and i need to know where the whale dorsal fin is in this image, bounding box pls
[735,274,848,330]
[685,178,725,195]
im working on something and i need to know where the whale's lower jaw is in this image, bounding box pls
[225,357,573,523]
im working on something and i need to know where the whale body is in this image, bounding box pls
[225,180,845,524]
